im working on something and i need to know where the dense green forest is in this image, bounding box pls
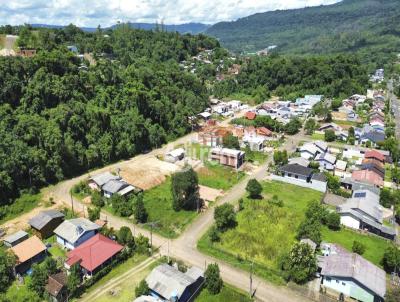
[213,54,369,100]
[0,25,219,204]
[207,0,400,65]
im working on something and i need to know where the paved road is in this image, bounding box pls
[388,80,400,141]
[48,124,310,301]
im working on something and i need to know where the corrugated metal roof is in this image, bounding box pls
[54,218,100,244]
[3,230,28,245]
[29,210,64,230]
[90,172,120,187]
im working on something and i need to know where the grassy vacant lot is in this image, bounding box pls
[198,181,323,284]
[321,227,392,267]
[6,276,40,301]
[311,132,325,140]
[142,178,198,238]
[197,162,245,191]
[0,193,42,225]
[197,285,252,302]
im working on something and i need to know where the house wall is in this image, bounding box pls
[322,276,377,302]
[35,217,64,239]
[56,230,97,250]
[271,175,327,193]
[340,215,360,230]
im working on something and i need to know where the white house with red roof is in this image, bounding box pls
[65,234,123,277]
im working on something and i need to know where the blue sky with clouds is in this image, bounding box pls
[0,0,340,27]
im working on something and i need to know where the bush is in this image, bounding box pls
[117,226,135,249]
[209,226,220,243]
[214,204,237,232]
[88,206,101,222]
[245,179,263,199]
[324,212,341,230]
[324,129,336,142]
[91,191,105,207]
[135,280,149,297]
[204,263,223,295]
[352,240,366,255]
[133,194,148,223]
[283,242,317,284]
[382,245,400,273]
[171,166,200,211]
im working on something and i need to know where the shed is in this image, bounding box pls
[29,210,65,239]
[3,230,29,247]
[165,148,185,163]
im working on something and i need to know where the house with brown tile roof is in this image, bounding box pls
[11,235,47,274]
[45,272,68,302]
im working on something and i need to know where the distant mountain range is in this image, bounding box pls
[31,22,210,35]
[206,0,400,58]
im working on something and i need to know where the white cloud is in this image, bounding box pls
[0,0,341,27]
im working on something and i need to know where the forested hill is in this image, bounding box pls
[0,25,220,204]
[207,0,400,61]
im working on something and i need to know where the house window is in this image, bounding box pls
[295,175,298,179]
[288,173,292,177]
[342,282,346,286]
[326,277,331,282]
[336,280,339,284]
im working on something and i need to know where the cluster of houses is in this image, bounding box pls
[329,90,386,145]
[370,68,385,83]
[134,264,204,302]
[2,209,124,302]
[251,95,323,124]
[88,171,141,199]
[200,98,249,118]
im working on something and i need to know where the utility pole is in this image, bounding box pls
[167,240,170,264]
[249,261,254,298]
[70,192,74,214]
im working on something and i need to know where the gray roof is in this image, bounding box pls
[102,180,129,194]
[321,253,386,298]
[133,296,161,302]
[315,153,336,165]
[312,173,327,182]
[288,157,310,167]
[279,164,313,178]
[3,230,28,245]
[341,178,381,195]
[29,210,64,230]
[53,218,100,244]
[90,172,120,187]
[338,190,382,223]
[146,264,203,300]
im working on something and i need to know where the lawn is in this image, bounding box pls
[321,227,392,267]
[311,132,325,140]
[198,181,323,284]
[244,150,269,165]
[0,193,42,225]
[142,178,199,238]
[6,276,41,301]
[196,285,252,302]
[197,162,245,191]
[385,164,392,182]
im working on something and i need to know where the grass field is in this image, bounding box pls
[333,120,359,127]
[311,133,325,140]
[196,285,253,302]
[197,162,245,190]
[6,276,41,302]
[0,193,42,225]
[321,227,392,267]
[142,178,198,238]
[187,143,211,161]
[385,164,392,182]
[198,181,323,284]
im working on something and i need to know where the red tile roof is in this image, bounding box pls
[257,127,272,136]
[365,150,385,163]
[352,170,384,187]
[66,234,123,273]
[245,111,256,120]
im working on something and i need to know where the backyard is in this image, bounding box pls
[198,181,323,284]
[197,162,245,191]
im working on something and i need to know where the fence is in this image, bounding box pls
[270,175,327,193]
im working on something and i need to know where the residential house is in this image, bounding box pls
[288,157,310,167]
[318,123,342,132]
[334,160,348,178]
[337,190,395,240]
[242,135,264,151]
[28,210,65,239]
[314,141,329,154]
[198,112,212,121]
[300,143,319,160]
[272,164,327,192]
[146,264,204,302]
[361,160,385,179]
[320,252,386,302]
[165,148,185,163]
[256,127,273,138]
[340,178,381,196]
[102,179,136,198]
[336,130,349,142]
[211,147,245,169]
[45,272,68,302]
[360,125,385,145]
[65,234,123,277]
[315,153,336,171]
[227,100,242,111]
[364,150,385,164]
[3,230,29,248]
[88,172,120,191]
[11,236,47,274]
[352,169,384,187]
[197,127,231,147]
[370,117,385,128]
[245,111,256,120]
[54,218,101,250]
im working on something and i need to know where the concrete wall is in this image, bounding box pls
[340,215,360,230]
[322,276,376,302]
[271,175,327,193]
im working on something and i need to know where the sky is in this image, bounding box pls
[0,0,341,27]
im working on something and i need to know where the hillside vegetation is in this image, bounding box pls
[0,24,219,205]
[207,0,400,63]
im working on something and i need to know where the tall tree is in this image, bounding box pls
[171,166,200,211]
